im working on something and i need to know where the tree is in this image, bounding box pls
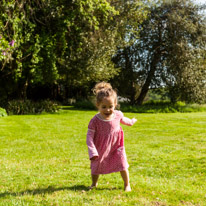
[112,0,206,104]
[163,1,206,103]
[57,0,148,98]
[0,0,147,103]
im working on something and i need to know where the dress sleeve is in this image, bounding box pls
[119,111,137,126]
[86,119,99,160]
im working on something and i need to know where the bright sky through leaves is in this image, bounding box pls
[193,0,205,5]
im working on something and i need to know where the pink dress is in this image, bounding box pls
[86,110,136,175]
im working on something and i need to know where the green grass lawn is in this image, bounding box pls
[0,109,206,206]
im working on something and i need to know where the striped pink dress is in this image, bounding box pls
[86,110,136,175]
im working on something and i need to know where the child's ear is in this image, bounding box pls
[115,103,120,110]
[115,100,118,107]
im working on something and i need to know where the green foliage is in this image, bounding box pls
[73,99,206,113]
[147,88,170,101]
[112,0,206,105]
[6,99,59,115]
[0,107,7,117]
[73,100,96,110]
[120,101,206,113]
[0,110,206,205]
[0,0,148,102]
[2,0,205,105]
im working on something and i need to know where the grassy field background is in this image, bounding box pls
[0,109,206,205]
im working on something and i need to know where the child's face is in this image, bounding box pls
[97,97,116,120]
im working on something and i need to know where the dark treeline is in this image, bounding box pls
[0,0,206,107]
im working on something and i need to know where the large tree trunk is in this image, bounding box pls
[124,48,137,105]
[136,48,161,105]
[136,66,156,105]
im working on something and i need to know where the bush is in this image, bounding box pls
[0,107,7,117]
[6,99,60,115]
[174,101,186,107]
[73,100,96,110]
[70,99,206,113]
[121,101,206,113]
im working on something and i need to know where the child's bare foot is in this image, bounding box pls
[88,183,98,190]
[124,184,131,192]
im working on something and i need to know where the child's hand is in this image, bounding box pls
[132,118,137,124]
[90,156,98,160]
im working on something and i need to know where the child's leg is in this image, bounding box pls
[120,169,131,191]
[90,174,99,189]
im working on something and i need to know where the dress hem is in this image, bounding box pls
[91,165,129,175]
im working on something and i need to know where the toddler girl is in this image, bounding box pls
[86,82,137,191]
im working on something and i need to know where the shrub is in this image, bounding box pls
[174,101,186,107]
[71,99,206,113]
[73,100,96,110]
[120,101,206,113]
[6,99,59,115]
[0,107,7,117]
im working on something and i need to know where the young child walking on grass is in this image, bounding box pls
[86,82,137,192]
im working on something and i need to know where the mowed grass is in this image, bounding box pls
[0,109,206,206]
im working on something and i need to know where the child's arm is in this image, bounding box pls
[120,116,137,126]
[86,129,99,160]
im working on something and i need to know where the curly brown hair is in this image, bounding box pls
[93,82,117,106]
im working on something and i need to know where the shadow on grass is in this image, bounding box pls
[0,185,121,198]
[0,185,90,198]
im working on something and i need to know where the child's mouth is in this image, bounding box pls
[104,113,111,116]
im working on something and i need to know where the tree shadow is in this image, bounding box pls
[0,185,90,198]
